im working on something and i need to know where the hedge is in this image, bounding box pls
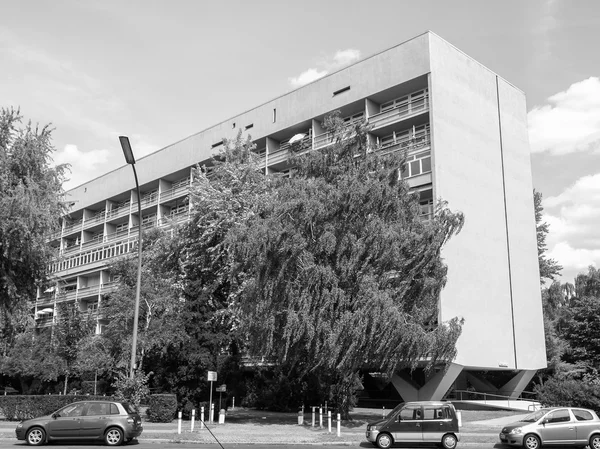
[146,394,177,423]
[0,395,114,421]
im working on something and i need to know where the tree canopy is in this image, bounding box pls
[534,190,562,284]
[0,107,68,353]
[190,113,465,415]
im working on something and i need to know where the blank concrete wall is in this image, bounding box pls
[497,78,546,370]
[428,34,544,370]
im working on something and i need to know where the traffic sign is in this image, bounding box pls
[207,371,217,381]
[216,384,226,392]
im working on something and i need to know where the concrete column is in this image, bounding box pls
[391,363,464,401]
[498,369,537,399]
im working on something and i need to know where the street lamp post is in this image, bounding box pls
[119,136,143,379]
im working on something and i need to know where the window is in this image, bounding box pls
[245,123,254,130]
[110,403,120,415]
[87,402,110,415]
[379,88,428,113]
[400,407,421,421]
[547,410,571,423]
[333,86,351,96]
[423,407,447,420]
[211,141,223,149]
[273,108,277,123]
[573,410,593,421]
[60,403,86,417]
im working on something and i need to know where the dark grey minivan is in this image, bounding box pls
[366,401,461,449]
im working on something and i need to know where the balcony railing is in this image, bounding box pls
[63,219,83,235]
[84,210,106,227]
[379,125,431,155]
[106,203,130,219]
[161,184,189,202]
[77,284,101,298]
[369,94,429,129]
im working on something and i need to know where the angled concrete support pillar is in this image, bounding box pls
[391,363,464,401]
[498,370,537,399]
[465,372,497,393]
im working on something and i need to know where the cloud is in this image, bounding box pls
[52,144,112,190]
[289,68,329,89]
[288,48,361,88]
[528,77,600,155]
[543,173,600,282]
[333,49,361,66]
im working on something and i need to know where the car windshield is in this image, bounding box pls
[386,403,405,419]
[521,410,549,423]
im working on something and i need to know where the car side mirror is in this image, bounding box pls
[542,418,549,425]
[52,413,59,419]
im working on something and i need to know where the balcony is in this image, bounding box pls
[63,219,83,235]
[134,191,159,209]
[161,179,190,202]
[83,210,106,228]
[379,125,431,157]
[77,284,101,299]
[49,237,138,274]
[106,203,130,220]
[369,93,429,130]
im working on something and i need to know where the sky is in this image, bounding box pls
[1,0,599,284]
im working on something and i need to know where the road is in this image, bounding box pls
[4,441,506,449]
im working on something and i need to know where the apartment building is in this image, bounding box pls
[38,31,546,402]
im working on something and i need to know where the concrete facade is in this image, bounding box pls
[41,31,546,400]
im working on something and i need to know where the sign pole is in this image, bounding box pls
[207,371,217,424]
[209,381,213,423]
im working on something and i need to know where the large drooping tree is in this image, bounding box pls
[0,107,69,353]
[224,113,464,416]
[158,131,269,409]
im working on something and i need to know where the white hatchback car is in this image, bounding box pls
[499,407,600,449]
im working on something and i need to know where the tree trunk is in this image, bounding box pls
[63,372,69,395]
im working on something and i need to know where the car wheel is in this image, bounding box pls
[104,427,124,446]
[26,427,46,446]
[441,433,458,449]
[376,432,393,449]
[590,434,600,449]
[523,433,541,449]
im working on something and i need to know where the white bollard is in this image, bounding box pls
[312,406,315,427]
[191,409,195,431]
[328,410,331,433]
[210,403,214,424]
[337,413,341,437]
[177,411,182,434]
[319,407,323,428]
[232,397,235,410]
[219,409,225,424]
[200,406,205,429]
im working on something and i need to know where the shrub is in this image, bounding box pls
[535,378,600,410]
[146,394,177,423]
[0,395,114,421]
[112,371,151,412]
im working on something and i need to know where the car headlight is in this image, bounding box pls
[509,427,522,435]
[370,426,377,431]
[16,424,23,428]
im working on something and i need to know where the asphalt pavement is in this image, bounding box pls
[0,407,526,446]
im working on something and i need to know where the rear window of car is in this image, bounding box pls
[121,402,136,414]
[573,410,594,421]
[110,403,120,415]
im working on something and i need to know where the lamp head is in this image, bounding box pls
[119,136,135,164]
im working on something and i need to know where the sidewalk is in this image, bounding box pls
[0,407,526,445]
